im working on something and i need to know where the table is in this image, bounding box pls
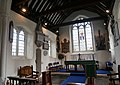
[7,76,36,85]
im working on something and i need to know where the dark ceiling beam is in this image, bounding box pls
[41,1,51,11]
[95,4,108,16]
[54,14,61,24]
[53,13,61,24]
[47,0,60,10]
[15,0,30,6]
[59,10,74,24]
[110,0,115,12]
[52,0,61,7]
[32,0,41,11]
[29,0,37,9]
[50,17,108,28]
[46,14,51,20]
[53,10,70,24]
[48,13,54,21]
[50,12,58,23]
[39,0,49,12]
[100,2,107,8]
[57,10,72,24]
[57,0,64,6]
[24,1,29,7]
[84,5,107,17]
[56,13,64,24]
[57,10,74,25]
[38,0,108,16]
[36,0,46,12]
[41,16,54,25]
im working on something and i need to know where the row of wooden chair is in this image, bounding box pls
[47,62,63,71]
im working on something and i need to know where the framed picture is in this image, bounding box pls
[44,34,49,43]
[61,38,69,53]
[43,43,49,50]
[9,21,14,43]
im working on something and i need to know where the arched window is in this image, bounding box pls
[72,18,94,52]
[12,27,26,56]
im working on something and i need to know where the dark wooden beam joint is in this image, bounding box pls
[15,0,30,6]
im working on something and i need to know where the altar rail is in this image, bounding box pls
[65,60,96,72]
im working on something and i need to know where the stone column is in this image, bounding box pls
[36,48,41,75]
[0,0,12,84]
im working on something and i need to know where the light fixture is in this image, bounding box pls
[56,30,59,33]
[104,23,106,26]
[80,18,84,20]
[45,23,47,26]
[22,8,27,12]
[106,10,110,13]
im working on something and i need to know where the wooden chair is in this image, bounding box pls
[42,71,52,85]
[18,65,39,82]
[107,65,120,85]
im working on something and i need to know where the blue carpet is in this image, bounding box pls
[96,69,111,74]
[70,72,85,76]
[58,69,66,72]
[60,76,86,85]
[58,68,111,74]
[58,68,84,72]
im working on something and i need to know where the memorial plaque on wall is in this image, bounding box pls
[61,38,69,53]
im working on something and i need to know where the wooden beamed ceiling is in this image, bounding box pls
[11,0,115,33]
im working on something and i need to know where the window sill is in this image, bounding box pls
[12,56,26,60]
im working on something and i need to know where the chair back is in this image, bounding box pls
[18,65,33,77]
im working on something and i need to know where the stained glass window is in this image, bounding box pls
[12,28,25,56]
[18,31,25,56]
[72,19,93,52]
[12,29,17,56]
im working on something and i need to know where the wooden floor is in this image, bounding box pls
[51,73,110,85]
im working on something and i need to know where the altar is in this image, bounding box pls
[65,60,96,72]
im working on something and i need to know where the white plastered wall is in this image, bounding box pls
[109,0,120,72]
